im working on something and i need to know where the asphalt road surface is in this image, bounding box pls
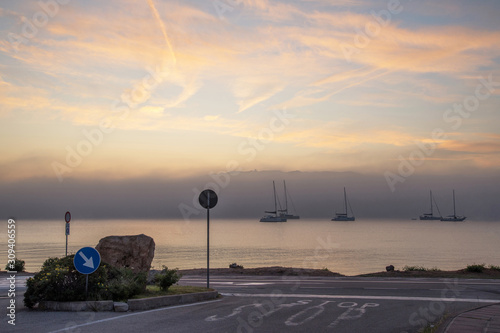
[2,274,500,332]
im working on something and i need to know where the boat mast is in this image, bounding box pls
[429,190,433,215]
[273,181,277,216]
[283,180,288,214]
[343,187,348,215]
[453,189,456,218]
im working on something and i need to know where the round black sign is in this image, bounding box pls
[65,211,71,223]
[199,189,218,209]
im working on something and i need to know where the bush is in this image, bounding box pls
[106,268,147,301]
[5,258,25,272]
[403,265,427,272]
[466,264,485,273]
[489,265,500,271]
[23,256,148,308]
[154,266,181,291]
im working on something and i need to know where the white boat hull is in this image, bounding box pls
[260,216,287,222]
[332,216,355,221]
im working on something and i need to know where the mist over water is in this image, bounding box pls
[6,218,500,275]
[2,170,500,221]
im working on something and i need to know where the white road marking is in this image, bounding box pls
[222,293,500,303]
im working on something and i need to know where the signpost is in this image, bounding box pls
[64,211,71,256]
[198,189,218,289]
[74,247,101,299]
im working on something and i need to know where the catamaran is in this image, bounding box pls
[419,190,442,220]
[332,187,355,221]
[440,190,466,222]
[278,180,300,219]
[260,181,287,222]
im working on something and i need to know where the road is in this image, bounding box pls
[2,274,500,332]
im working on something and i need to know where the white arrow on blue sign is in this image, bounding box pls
[74,247,101,274]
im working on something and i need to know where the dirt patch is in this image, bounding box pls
[357,268,500,279]
[177,267,500,279]
[178,266,344,277]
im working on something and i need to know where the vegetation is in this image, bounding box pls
[24,256,147,308]
[153,266,181,291]
[5,258,25,272]
[466,263,485,273]
[489,265,500,271]
[419,313,449,333]
[403,266,441,272]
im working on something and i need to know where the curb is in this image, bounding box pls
[38,290,219,312]
[128,290,219,311]
[436,303,500,333]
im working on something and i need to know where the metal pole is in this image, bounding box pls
[85,274,89,300]
[207,206,210,289]
[65,234,68,257]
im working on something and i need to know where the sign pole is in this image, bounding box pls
[65,211,71,257]
[207,195,210,289]
[85,274,89,300]
[198,190,218,290]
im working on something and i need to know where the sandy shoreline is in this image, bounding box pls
[177,266,500,279]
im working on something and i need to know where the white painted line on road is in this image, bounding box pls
[222,293,500,304]
[47,299,222,333]
[235,282,271,286]
[181,278,500,286]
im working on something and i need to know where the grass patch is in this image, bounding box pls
[132,285,213,299]
[419,313,449,333]
[403,266,440,272]
[466,264,485,273]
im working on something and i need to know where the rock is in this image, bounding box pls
[386,265,395,272]
[95,234,155,273]
[114,302,129,312]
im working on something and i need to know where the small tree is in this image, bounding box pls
[5,259,25,272]
[154,266,181,291]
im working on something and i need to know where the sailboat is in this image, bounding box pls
[419,190,442,220]
[331,187,355,221]
[278,181,300,219]
[440,190,466,222]
[260,181,287,222]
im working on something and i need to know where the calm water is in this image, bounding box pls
[3,218,500,275]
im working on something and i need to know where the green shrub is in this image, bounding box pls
[23,256,147,308]
[5,258,25,272]
[154,266,181,291]
[106,268,147,301]
[403,265,427,272]
[466,264,485,273]
[489,265,500,271]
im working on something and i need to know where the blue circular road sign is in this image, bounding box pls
[74,247,101,274]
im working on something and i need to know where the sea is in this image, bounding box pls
[3,218,500,275]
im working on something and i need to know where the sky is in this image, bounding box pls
[1,0,499,220]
